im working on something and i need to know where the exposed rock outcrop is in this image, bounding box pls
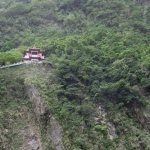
[26,81,49,123]
[22,126,42,150]
[46,117,66,150]
[94,104,117,140]
[25,79,66,150]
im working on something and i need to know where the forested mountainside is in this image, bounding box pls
[1,0,150,149]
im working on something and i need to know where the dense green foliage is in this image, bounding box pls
[1,0,150,149]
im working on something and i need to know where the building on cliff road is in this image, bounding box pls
[23,46,45,62]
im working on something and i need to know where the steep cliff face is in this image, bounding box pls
[0,63,67,150]
[14,63,66,150]
[25,80,66,150]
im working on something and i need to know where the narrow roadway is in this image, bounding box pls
[0,62,24,69]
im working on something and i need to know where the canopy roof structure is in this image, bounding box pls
[23,47,45,61]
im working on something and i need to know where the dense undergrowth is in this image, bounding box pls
[1,0,150,149]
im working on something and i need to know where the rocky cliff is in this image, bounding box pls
[25,80,66,150]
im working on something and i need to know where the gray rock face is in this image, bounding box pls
[25,81,66,150]
[94,104,117,140]
[50,117,65,150]
[26,82,48,123]
[22,126,42,150]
